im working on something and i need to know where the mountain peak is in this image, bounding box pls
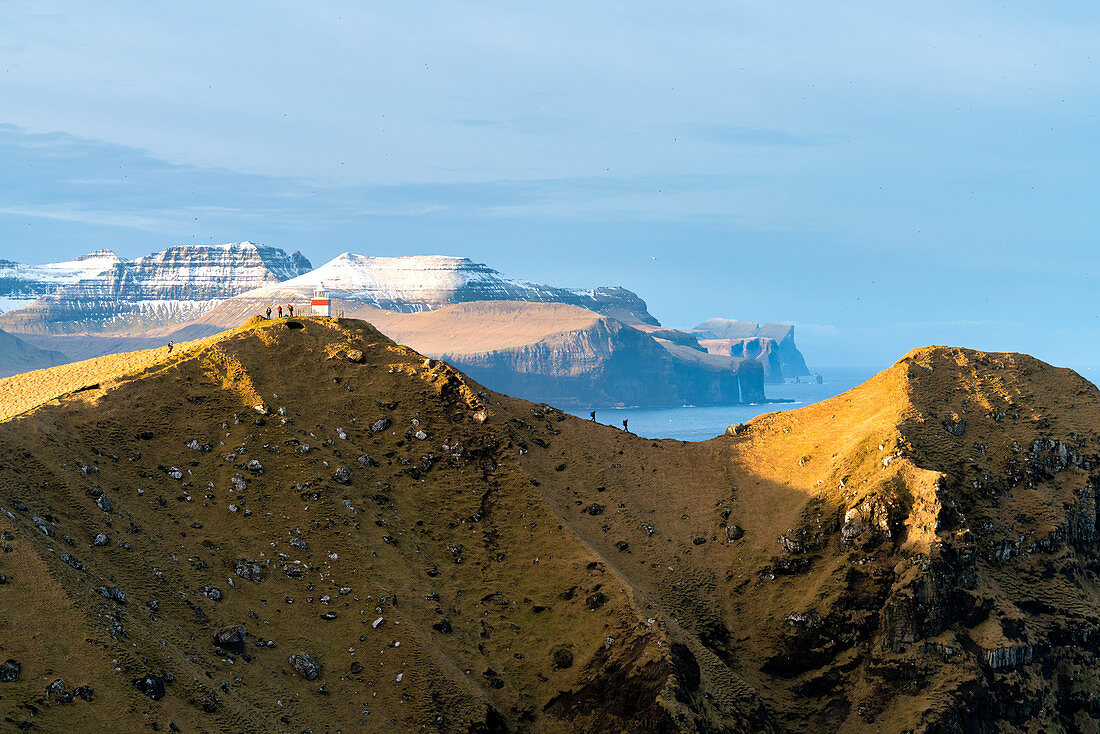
[72,249,122,263]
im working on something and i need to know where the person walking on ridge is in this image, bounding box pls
[287,303,294,317]
[590,411,596,421]
[266,307,271,319]
[277,305,283,318]
[622,419,628,432]
[167,341,173,354]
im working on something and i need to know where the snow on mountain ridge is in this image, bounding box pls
[0,242,313,334]
[209,251,659,325]
[0,249,123,313]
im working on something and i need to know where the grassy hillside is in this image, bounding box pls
[1,318,1099,732]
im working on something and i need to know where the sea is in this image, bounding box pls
[564,364,1100,442]
[565,367,877,442]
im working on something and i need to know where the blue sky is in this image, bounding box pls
[2,2,1100,368]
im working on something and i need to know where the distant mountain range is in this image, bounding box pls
[0,242,811,405]
[0,242,312,335]
[0,249,122,313]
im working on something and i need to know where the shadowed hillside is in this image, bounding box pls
[1,320,1099,732]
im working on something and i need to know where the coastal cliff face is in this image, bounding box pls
[699,336,785,382]
[359,302,765,408]
[2,325,1099,732]
[0,243,312,335]
[693,318,810,381]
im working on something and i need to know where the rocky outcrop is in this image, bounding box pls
[692,319,810,382]
[0,242,312,335]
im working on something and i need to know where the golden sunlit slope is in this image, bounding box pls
[3,324,1100,733]
[0,317,761,733]
[0,317,271,423]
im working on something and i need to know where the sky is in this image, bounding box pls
[2,2,1100,369]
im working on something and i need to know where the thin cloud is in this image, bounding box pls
[686,124,830,148]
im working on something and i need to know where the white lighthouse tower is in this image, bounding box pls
[311,282,331,317]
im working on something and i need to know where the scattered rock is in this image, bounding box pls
[234,559,264,583]
[213,625,246,654]
[615,540,629,552]
[414,430,428,441]
[584,503,604,516]
[350,661,363,674]
[246,459,263,474]
[345,349,364,363]
[289,653,321,681]
[0,660,20,682]
[585,592,607,611]
[333,466,352,485]
[432,619,453,634]
[96,495,112,512]
[96,586,126,603]
[45,678,65,701]
[60,553,85,571]
[132,674,166,700]
[943,415,967,437]
[692,536,707,545]
[726,525,745,542]
[356,454,376,467]
[727,423,748,436]
[372,418,391,433]
[93,533,109,547]
[551,647,573,670]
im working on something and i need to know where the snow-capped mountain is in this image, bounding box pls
[0,242,312,335]
[0,249,122,313]
[192,253,657,327]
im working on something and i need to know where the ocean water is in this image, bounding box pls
[567,367,876,442]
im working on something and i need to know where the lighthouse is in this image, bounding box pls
[311,283,331,317]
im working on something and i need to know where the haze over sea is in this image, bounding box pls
[574,364,1100,442]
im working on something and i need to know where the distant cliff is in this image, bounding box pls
[0,242,312,335]
[354,302,764,407]
[691,318,810,382]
